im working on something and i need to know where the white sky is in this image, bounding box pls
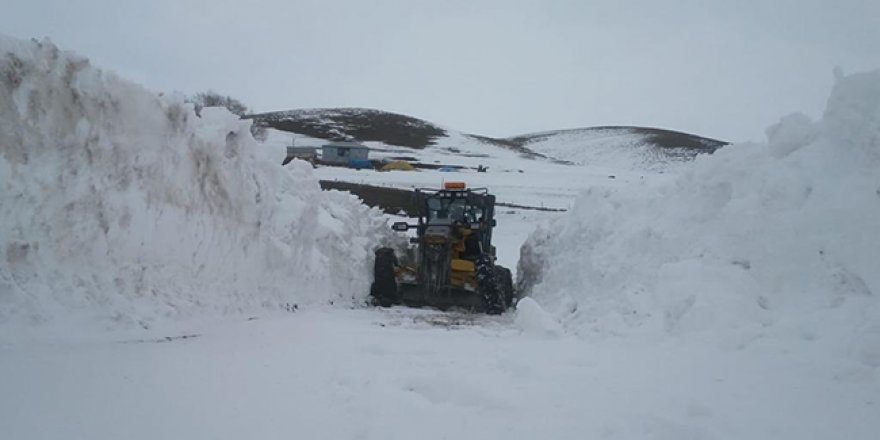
[3,0,879,142]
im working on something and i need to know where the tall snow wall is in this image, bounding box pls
[0,37,389,329]
[519,69,880,366]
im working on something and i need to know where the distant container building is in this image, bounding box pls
[282,136,319,165]
[321,142,370,165]
[286,146,317,160]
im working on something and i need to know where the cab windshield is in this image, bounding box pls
[426,197,471,224]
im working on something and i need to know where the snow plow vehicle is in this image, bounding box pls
[370,182,514,314]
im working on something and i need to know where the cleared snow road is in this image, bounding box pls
[2,307,875,440]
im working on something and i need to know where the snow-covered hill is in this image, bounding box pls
[251,107,727,169]
[251,107,449,149]
[519,69,880,366]
[0,37,391,331]
[510,126,727,169]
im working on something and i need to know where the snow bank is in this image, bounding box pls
[519,70,880,365]
[0,37,390,330]
[513,297,563,338]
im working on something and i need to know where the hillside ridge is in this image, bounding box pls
[249,107,728,158]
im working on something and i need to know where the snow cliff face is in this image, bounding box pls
[519,70,880,366]
[0,37,389,329]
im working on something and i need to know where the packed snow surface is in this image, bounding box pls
[1,35,878,439]
[3,307,877,440]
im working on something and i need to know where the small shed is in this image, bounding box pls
[321,142,369,165]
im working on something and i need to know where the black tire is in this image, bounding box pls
[476,254,503,314]
[495,265,514,309]
[370,247,399,307]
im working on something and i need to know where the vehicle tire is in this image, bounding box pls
[495,265,514,309]
[476,254,503,314]
[370,247,399,307]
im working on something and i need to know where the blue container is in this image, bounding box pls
[349,159,373,169]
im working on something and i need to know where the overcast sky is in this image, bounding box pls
[4,0,879,142]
